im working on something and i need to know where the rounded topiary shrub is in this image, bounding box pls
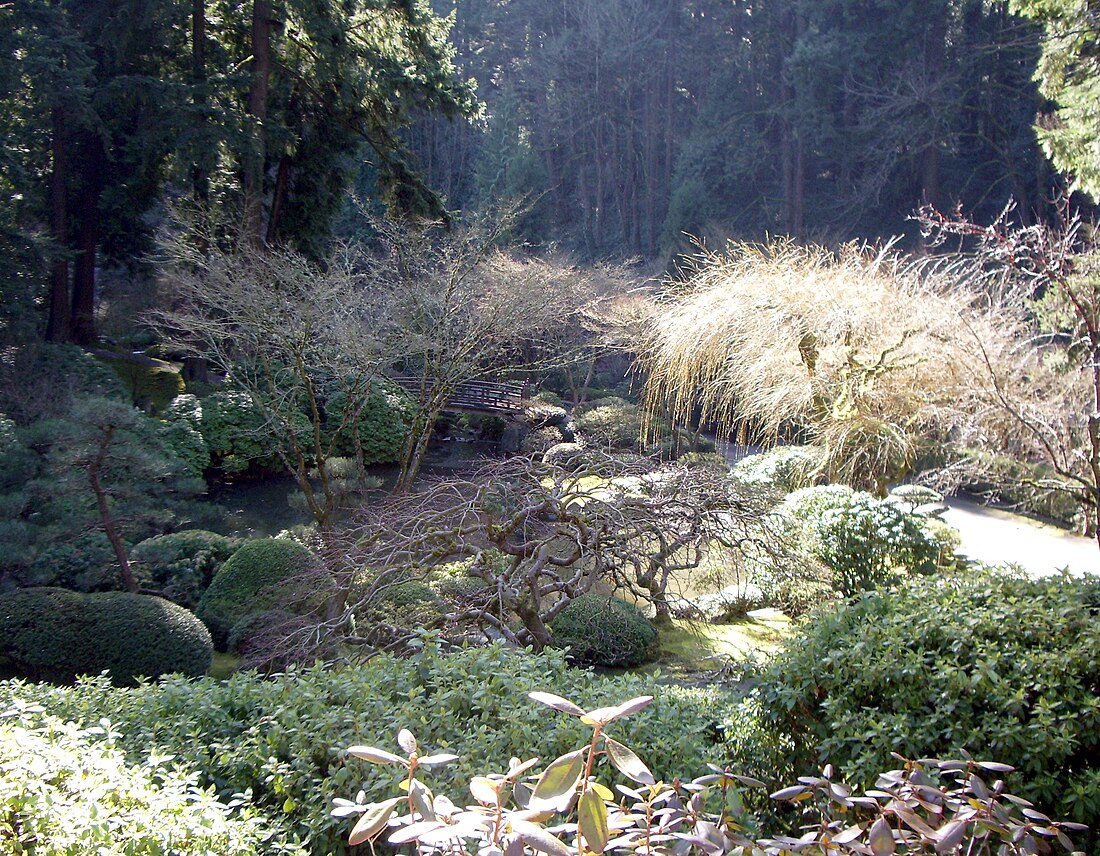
[0,587,212,685]
[749,569,1100,843]
[550,594,657,667]
[131,529,239,608]
[196,537,332,649]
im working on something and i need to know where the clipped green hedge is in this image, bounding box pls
[196,537,332,649]
[0,707,286,855]
[550,593,657,667]
[131,529,239,608]
[0,588,212,685]
[0,644,729,855]
[747,569,1100,838]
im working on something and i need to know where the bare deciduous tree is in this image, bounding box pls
[155,214,390,529]
[359,216,624,491]
[920,202,1100,547]
[334,454,782,651]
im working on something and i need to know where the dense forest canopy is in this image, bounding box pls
[407,0,1058,258]
[0,0,1088,349]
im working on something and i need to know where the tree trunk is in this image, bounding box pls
[46,106,71,342]
[244,0,272,245]
[88,427,138,593]
[70,138,106,347]
[266,154,291,245]
[191,0,210,203]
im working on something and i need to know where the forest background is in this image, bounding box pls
[1,0,1086,351]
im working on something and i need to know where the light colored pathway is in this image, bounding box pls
[941,497,1098,577]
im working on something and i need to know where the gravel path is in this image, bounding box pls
[941,497,1098,577]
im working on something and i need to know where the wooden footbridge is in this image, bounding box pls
[389,377,529,415]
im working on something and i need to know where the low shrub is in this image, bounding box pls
[574,397,646,451]
[521,425,564,454]
[530,389,563,407]
[0,707,287,855]
[550,594,657,667]
[196,537,333,649]
[25,530,122,592]
[776,484,944,596]
[322,383,410,466]
[0,588,212,685]
[131,529,240,608]
[746,569,1100,843]
[161,393,211,478]
[198,391,282,474]
[336,692,1084,856]
[0,644,729,855]
[732,445,822,496]
[963,448,1083,529]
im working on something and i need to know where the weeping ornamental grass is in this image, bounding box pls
[640,240,1012,493]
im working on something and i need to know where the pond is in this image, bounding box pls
[204,438,500,537]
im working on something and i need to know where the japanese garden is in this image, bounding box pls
[1,2,1098,854]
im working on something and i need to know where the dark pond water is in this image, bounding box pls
[205,439,499,537]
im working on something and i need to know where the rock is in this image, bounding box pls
[673,583,766,622]
[500,424,527,455]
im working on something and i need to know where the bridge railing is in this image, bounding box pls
[388,377,529,414]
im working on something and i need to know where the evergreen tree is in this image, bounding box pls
[1011,0,1100,199]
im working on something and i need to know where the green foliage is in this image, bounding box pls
[776,485,944,596]
[574,398,647,451]
[750,570,1100,840]
[1011,0,1100,199]
[0,588,212,686]
[337,690,1086,856]
[521,425,564,455]
[963,448,1082,529]
[322,383,410,466]
[196,537,331,649]
[198,391,282,474]
[160,394,211,479]
[732,446,823,497]
[0,644,727,855]
[31,344,128,411]
[550,594,657,668]
[226,609,312,667]
[0,707,285,855]
[0,413,36,489]
[130,530,240,609]
[26,530,122,592]
[531,389,564,407]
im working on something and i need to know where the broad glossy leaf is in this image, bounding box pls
[419,753,460,767]
[528,692,585,716]
[581,696,654,725]
[348,797,402,846]
[410,779,436,820]
[770,785,809,801]
[398,729,417,755]
[933,820,967,852]
[347,745,408,766]
[578,788,610,853]
[471,776,500,805]
[389,820,445,845]
[604,737,655,785]
[529,749,585,812]
[833,824,864,845]
[869,816,895,855]
[511,819,572,856]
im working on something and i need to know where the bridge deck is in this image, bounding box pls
[389,377,528,414]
